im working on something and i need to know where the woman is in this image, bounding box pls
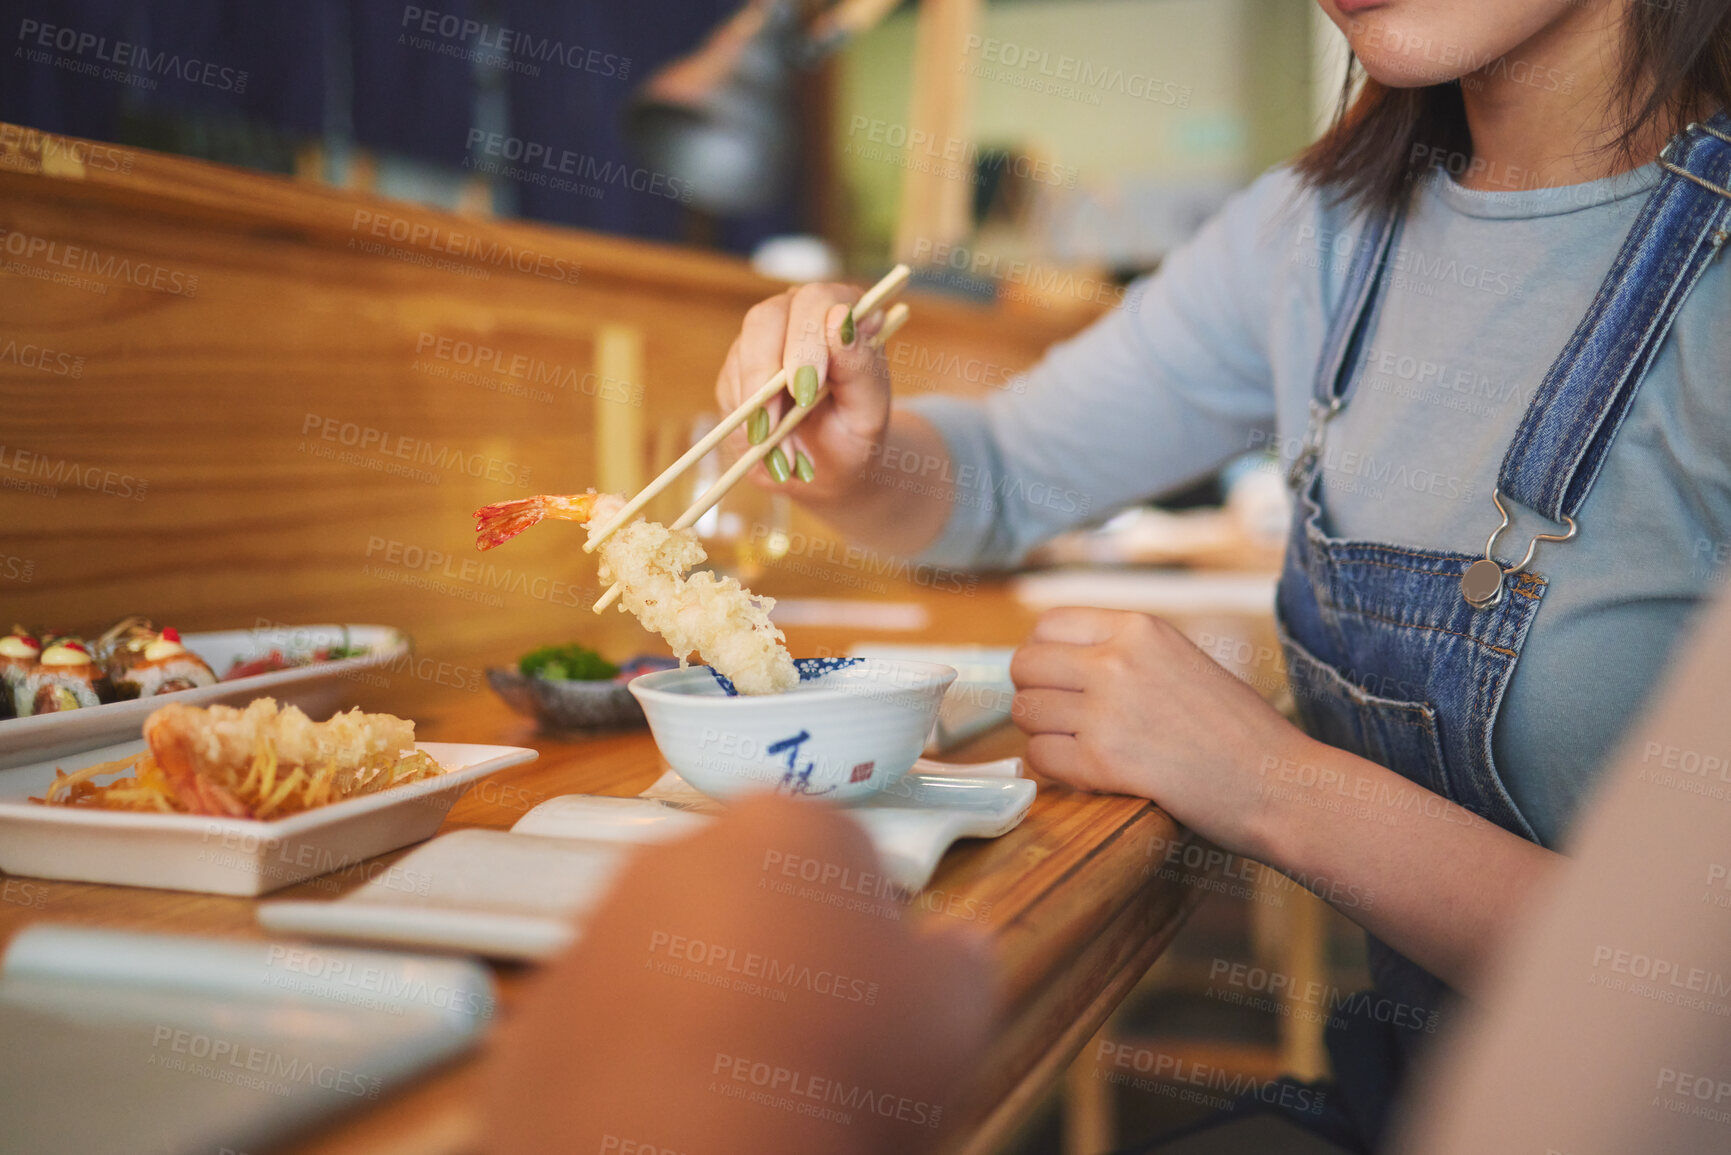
[715,1,1731,1148]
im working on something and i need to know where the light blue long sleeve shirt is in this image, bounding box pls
[908,163,1731,846]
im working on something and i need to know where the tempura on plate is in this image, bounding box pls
[473,491,799,695]
[35,697,445,818]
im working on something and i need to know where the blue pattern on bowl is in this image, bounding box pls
[706,656,863,696]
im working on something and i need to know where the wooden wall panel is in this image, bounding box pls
[0,124,1090,676]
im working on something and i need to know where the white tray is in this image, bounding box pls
[0,740,537,896]
[0,624,412,769]
[1,926,496,1155]
[1013,568,1278,615]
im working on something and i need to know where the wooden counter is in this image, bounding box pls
[0,121,1095,663]
[0,581,1215,1155]
[0,120,1206,1154]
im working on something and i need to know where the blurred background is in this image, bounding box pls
[0,3,1371,1152]
[1,0,1347,289]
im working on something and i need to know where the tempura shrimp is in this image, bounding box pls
[474,492,798,695]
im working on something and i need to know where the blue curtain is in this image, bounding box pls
[350,0,476,162]
[1,0,334,138]
[494,1,798,250]
[0,0,799,252]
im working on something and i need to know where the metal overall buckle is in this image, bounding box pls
[1287,397,1343,488]
[1460,490,1578,609]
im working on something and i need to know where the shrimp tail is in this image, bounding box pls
[143,705,253,818]
[473,492,599,551]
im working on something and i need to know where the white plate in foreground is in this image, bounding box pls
[0,624,412,769]
[0,740,537,896]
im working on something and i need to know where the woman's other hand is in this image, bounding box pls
[1010,606,1312,858]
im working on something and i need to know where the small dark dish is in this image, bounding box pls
[486,667,644,730]
[487,653,679,732]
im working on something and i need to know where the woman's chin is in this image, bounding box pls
[1346,35,1474,90]
[1356,59,1467,90]
[1334,5,1558,93]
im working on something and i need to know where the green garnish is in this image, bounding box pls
[325,627,368,661]
[519,644,619,681]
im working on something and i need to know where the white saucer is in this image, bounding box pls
[259,758,1035,960]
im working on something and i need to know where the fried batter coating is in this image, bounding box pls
[586,494,797,695]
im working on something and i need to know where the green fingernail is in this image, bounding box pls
[794,450,815,483]
[793,364,819,407]
[765,447,791,483]
[840,310,856,346]
[746,407,770,445]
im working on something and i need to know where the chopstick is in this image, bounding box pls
[590,272,914,614]
[582,263,912,556]
[870,302,910,348]
[579,369,785,555]
[590,388,831,613]
[851,263,910,328]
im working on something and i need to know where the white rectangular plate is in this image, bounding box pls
[0,740,537,896]
[0,624,412,769]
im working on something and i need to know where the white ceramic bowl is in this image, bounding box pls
[628,658,957,803]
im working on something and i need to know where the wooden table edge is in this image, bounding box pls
[944,846,1220,1155]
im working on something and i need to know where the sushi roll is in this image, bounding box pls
[0,628,40,721]
[105,624,217,700]
[22,639,108,715]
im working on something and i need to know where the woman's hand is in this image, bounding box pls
[714,283,894,501]
[1014,608,1569,995]
[1010,606,1312,858]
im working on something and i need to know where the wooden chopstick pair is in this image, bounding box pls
[587,266,914,613]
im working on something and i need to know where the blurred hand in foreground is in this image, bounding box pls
[486,794,995,1155]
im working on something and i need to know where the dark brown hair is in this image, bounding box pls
[1297,2,1731,211]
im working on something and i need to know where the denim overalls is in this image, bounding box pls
[1273,115,1731,1151]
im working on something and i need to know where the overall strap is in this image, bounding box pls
[1312,209,1402,408]
[1288,206,1402,487]
[1498,113,1731,522]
